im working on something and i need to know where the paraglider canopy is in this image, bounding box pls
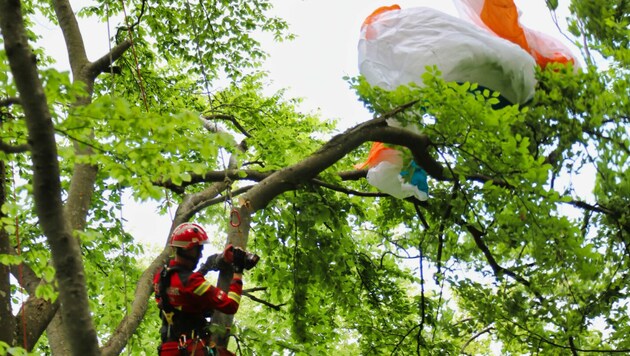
[358,5,537,105]
[454,0,579,69]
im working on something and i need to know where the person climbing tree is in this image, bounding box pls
[153,222,259,356]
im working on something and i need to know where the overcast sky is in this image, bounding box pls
[260,0,575,129]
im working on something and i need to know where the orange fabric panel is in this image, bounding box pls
[362,4,401,28]
[480,0,530,53]
[362,4,401,40]
[354,142,403,169]
[478,0,575,68]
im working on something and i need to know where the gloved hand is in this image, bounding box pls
[232,247,247,273]
[222,244,235,264]
[197,245,237,275]
[221,244,260,273]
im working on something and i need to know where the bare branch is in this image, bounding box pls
[310,178,388,197]
[460,326,494,354]
[186,185,254,220]
[338,169,368,181]
[464,223,542,300]
[15,298,60,351]
[155,169,270,191]
[88,40,132,76]
[51,0,89,75]
[242,291,285,311]
[203,114,252,138]
[509,319,630,354]
[0,141,29,153]
[243,287,267,293]
[568,199,618,217]
[0,97,20,107]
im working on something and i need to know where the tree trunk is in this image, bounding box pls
[0,160,17,346]
[47,315,71,355]
[0,0,101,354]
[212,204,252,348]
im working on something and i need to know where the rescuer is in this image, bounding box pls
[154,222,258,356]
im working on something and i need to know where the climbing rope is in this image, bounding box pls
[117,187,131,356]
[106,8,131,354]
[181,0,236,218]
[119,0,149,111]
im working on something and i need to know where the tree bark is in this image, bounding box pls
[0,160,17,347]
[0,0,100,354]
[45,0,119,351]
[212,204,252,347]
[8,244,59,350]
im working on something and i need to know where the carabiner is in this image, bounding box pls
[230,209,241,227]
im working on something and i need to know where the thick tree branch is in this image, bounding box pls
[238,101,517,212]
[568,199,619,217]
[15,298,60,351]
[156,169,270,190]
[7,247,59,351]
[338,169,368,181]
[0,141,29,153]
[0,97,20,107]
[0,161,16,346]
[88,40,132,76]
[8,251,40,296]
[0,1,100,354]
[568,199,630,234]
[51,0,89,76]
[568,336,579,356]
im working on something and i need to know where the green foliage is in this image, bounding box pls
[569,0,630,65]
[0,341,32,356]
[2,0,629,355]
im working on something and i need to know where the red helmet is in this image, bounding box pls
[169,223,209,249]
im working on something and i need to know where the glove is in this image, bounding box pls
[244,252,260,270]
[222,244,235,264]
[197,253,229,275]
[232,247,247,273]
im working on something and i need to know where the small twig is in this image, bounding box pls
[203,114,251,138]
[460,326,495,354]
[310,178,388,197]
[243,287,266,293]
[242,291,284,311]
[465,223,543,300]
[130,0,147,31]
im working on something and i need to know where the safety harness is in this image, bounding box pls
[157,263,215,356]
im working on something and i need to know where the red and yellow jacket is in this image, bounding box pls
[153,259,243,315]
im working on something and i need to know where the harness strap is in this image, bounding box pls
[157,263,209,348]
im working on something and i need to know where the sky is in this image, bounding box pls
[259,0,576,130]
[33,0,581,248]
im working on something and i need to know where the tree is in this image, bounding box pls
[0,0,629,355]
